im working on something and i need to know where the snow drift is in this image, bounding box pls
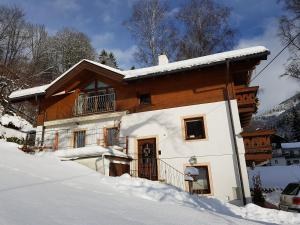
[0,140,299,225]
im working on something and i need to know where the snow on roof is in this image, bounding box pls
[8,84,49,100]
[281,142,300,149]
[123,46,269,79]
[9,46,269,100]
[47,59,125,90]
[54,145,128,160]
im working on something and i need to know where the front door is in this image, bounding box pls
[138,138,158,180]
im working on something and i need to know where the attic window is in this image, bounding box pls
[139,93,151,105]
[84,80,108,90]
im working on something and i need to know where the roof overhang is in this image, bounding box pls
[123,46,270,80]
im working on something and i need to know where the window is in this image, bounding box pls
[74,130,86,148]
[184,117,206,140]
[84,80,108,91]
[274,160,278,164]
[293,159,300,164]
[188,165,211,194]
[105,127,119,146]
[282,183,300,195]
[139,93,151,105]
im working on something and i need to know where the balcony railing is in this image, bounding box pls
[73,93,115,116]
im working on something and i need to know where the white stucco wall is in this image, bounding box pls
[120,100,250,204]
[38,100,250,204]
[40,113,124,149]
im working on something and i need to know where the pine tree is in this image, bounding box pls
[98,50,118,68]
[252,174,265,205]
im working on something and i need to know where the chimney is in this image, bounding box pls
[158,54,169,65]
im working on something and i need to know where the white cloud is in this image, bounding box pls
[92,33,115,50]
[236,19,300,114]
[109,45,138,69]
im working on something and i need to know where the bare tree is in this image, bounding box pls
[50,28,96,72]
[124,0,176,66]
[176,0,235,60]
[0,5,29,68]
[279,0,300,80]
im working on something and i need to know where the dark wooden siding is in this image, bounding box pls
[36,60,259,126]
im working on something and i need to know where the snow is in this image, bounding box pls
[184,166,200,176]
[53,145,128,160]
[9,46,269,100]
[248,166,300,189]
[265,190,282,207]
[124,46,269,79]
[8,84,49,99]
[0,114,33,131]
[281,142,300,149]
[0,113,33,140]
[0,140,299,225]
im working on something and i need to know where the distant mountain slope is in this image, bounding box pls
[253,92,300,140]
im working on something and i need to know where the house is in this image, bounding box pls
[241,129,276,166]
[9,46,270,205]
[271,142,300,165]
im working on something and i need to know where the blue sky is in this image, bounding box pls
[0,0,299,112]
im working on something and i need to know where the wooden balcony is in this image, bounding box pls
[73,93,115,116]
[241,129,275,165]
[235,86,259,128]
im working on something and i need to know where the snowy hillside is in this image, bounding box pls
[0,107,34,140]
[0,140,299,225]
[253,92,300,139]
[259,93,300,118]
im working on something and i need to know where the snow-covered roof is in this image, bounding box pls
[281,142,300,149]
[9,84,49,100]
[54,145,128,160]
[124,46,269,79]
[9,46,269,100]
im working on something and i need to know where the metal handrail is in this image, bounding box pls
[73,93,115,116]
[158,159,186,190]
[130,158,186,191]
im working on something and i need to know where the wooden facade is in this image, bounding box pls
[28,59,263,128]
[241,130,275,166]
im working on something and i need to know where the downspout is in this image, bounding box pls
[38,94,45,147]
[225,59,246,205]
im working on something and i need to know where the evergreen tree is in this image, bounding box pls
[98,49,118,68]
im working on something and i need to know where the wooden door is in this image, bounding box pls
[138,138,158,180]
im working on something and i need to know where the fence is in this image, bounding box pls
[27,127,127,152]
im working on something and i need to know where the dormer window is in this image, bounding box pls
[139,93,151,105]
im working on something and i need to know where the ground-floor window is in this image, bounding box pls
[105,127,119,146]
[188,165,211,194]
[74,130,86,148]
